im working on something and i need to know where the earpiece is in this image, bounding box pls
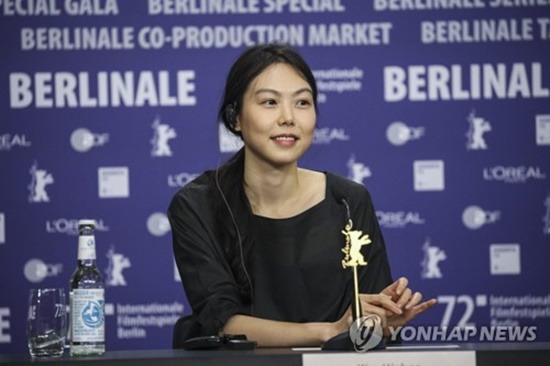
[224,102,238,129]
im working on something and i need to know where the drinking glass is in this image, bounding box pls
[27,288,67,357]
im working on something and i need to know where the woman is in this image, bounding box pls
[168,43,436,347]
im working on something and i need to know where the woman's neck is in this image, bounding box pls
[243,160,303,217]
[242,156,326,219]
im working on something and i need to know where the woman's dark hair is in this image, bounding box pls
[212,43,318,307]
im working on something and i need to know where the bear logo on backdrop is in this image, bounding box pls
[151,116,177,157]
[28,162,53,203]
[105,246,131,286]
[347,155,371,185]
[421,238,446,279]
[466,111,491,150]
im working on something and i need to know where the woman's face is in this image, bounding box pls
[235,62,316,169]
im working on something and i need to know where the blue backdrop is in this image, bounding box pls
[1,0,549,354]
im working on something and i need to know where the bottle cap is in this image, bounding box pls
[78,219,96,228]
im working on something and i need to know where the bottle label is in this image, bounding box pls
[71,289,105,342]
[78,235,96,260]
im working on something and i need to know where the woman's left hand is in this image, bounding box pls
[380,277,437,332]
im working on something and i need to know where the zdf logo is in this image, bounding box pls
[147,212,170,237]
[462,205,500,230]
[386,121,424,146]
[23,259,63,283]
[70,128,109,152]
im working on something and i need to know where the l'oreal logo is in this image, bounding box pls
[376,211,425,229]
[483,166,546,183]
[167,172,199,188]
[313,127,350,144]
[0,134,31,150]
[46,219,110,235]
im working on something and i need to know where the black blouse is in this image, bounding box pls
[168,171,393,336]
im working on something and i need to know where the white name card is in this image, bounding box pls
[302,350,476,366]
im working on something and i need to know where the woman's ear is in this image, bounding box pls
[234,116,241,131]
